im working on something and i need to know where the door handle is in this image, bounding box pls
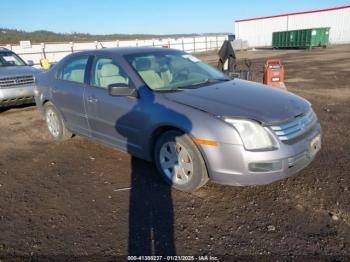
[87,96,98,103]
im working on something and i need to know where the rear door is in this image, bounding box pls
[52,55,91,136]
[84,56,144,155]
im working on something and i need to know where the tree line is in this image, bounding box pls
[0,28,224,45]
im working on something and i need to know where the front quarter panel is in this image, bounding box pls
[140,88,243,160]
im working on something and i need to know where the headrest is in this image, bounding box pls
[69,69,84,82]
[100,64,119,77]
[135,58,151,71]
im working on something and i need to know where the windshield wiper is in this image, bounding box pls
[181,78,230,89]
[153,86,181,92]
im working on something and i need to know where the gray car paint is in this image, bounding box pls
[163,79,310,124]
[35,48,321,186]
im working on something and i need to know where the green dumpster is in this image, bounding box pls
[272,27,330,49]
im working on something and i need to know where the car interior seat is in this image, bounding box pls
[150,57,173,86]
[160,67,173,86]
[68,69,85,83]
[135,58,164,89]
[99,64,127,88]
[155,57,173,86]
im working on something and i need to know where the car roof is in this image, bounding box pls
[0,47,11,52]
[72,47,183,57]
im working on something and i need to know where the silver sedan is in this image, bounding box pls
[35,48,321,192]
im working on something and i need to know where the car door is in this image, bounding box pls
[84,56,144,155]
[52,55,91,136]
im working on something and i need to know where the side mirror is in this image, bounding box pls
[27,60,34,66]
[108,83,136,97]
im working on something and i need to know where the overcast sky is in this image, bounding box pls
[0,0,349,34]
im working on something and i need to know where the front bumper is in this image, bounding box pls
[201,123,321,186]
[0,85,35,107]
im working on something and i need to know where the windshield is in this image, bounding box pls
[126,51,228,91]
[0,52,26,67]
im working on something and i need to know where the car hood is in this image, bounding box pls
[163,79,310,124]
[0,66,41,78]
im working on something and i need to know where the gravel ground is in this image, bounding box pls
[0,44,349,261]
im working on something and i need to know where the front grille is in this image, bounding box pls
[0,75,35,89]
[270,110,317,142]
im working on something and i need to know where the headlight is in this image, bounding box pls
[223,118,277,151]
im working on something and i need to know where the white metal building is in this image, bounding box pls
[234,5,350,47]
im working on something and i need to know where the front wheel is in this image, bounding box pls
[44,102,72,141]
[154,130,209,192]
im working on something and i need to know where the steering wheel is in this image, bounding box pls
[172,68,190,82]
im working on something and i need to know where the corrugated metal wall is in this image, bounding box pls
[235,6,350,47]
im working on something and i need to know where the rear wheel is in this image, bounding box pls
[154,130,208,192]
[44,102,72,141]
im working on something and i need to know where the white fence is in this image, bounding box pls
[2,35,227,66]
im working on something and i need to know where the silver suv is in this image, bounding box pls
[0,48,40,109]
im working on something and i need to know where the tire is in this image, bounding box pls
[154,130,209,192]
[44,102,72,141]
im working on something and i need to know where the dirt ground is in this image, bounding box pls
[0,45,349,261]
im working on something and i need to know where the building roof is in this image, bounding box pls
[235,5,350,23]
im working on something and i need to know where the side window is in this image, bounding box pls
[57,56,88,84]
[91,57,129,89]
